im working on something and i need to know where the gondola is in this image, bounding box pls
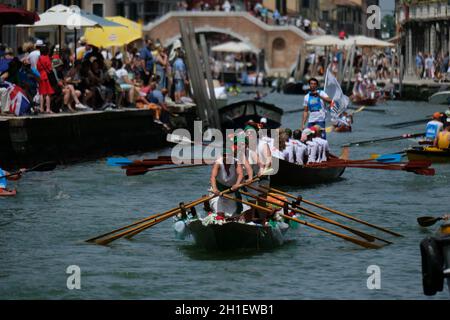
[283,81,306,95]
[173,209,299,251]
[219,100,283,130]
[406,146,450,163]
[271,158,346,186]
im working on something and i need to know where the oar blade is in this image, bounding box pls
[376,154,403,164]
[107,158,133,167]
[126,168,149,176]
[417,216,441,227]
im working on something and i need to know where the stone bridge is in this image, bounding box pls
[144,11,311,76]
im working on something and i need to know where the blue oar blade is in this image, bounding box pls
[107,158,133,167]
[376,154,403,163]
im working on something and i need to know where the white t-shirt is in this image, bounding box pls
[28,50,41,69]
[291,139,307,165]
[306,140,320,164]
[304,91,330,123]
[313,137,330,162]
[115,68,129,84]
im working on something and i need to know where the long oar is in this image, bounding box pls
[222,194,275,215]
[260,185,403,237]
[167,133,223,148]
[91,178,260,245]
[85,211,171,243]
[385,117,430,129]
[126,164,209,176]
[122,178,262,241]
[241,189,392,245]
[107,156,173,167]
[0,161,58,179]
[417,216,445,228]
[92,196,208,246]
[280,214,381,249]
[343,133,424,147]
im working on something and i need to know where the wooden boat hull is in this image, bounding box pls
[406,147,450,163]
[333,126,352,133]
[283,82,306,95]
[186,220,287,251]
[219,100,283,130]
[271,159,346,186]
[351,98,378,106]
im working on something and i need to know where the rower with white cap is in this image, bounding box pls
[303,128,320,164]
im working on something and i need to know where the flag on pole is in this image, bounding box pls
[324,68,350,118]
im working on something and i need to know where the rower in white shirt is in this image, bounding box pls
[292,129,308,165]
[312,125,338,162]
[303,129,320,164]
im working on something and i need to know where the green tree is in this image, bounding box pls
[381,15,395,39]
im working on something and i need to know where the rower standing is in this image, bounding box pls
[302,78,335,139]
[210,148,245,217]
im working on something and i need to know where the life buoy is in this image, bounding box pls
[420,237,444,296]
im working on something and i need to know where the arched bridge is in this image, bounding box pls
[144,11,311,76]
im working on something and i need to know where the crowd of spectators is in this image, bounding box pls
[176,1,316,34]
[0,37,189,129]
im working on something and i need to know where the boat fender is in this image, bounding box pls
[278,222,290,233]
[420,237,444,296]
[174,220,188,240]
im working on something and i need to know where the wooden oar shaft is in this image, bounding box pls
[94,195,210,245]
[123,178,262,241]
[343,133,424,147]
[280,214,381,249]
[241,190,391,244]
[222,194,274,215]
[260,185,403,237]
[86,211,174,243]
[126,164,209,176]
[92,178,262,245]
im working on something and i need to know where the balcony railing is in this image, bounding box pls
[404,3,450,20]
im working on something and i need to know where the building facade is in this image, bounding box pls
[396,0,450,75]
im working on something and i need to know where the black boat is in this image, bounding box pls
[219,100,283,130]
[283,81,307,95]
[271,158,346,186]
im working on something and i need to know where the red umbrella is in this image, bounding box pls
[0,4,40,25]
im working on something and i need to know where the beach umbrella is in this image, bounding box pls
[306,35,348,47]
[84,16,142,48]
[0,4,40,25]
[211,41,258,53]
[347,35,395,48]
[0,4,39,43]
[18,5,125,49]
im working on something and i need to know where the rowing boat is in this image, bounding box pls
[174,209,299,251]
[219,100,283,130]
[0,189,17,197]
[271,159,346,186]
[406,146,450,163]
[351,97,378,106]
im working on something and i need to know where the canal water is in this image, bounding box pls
[1,91,449,300]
